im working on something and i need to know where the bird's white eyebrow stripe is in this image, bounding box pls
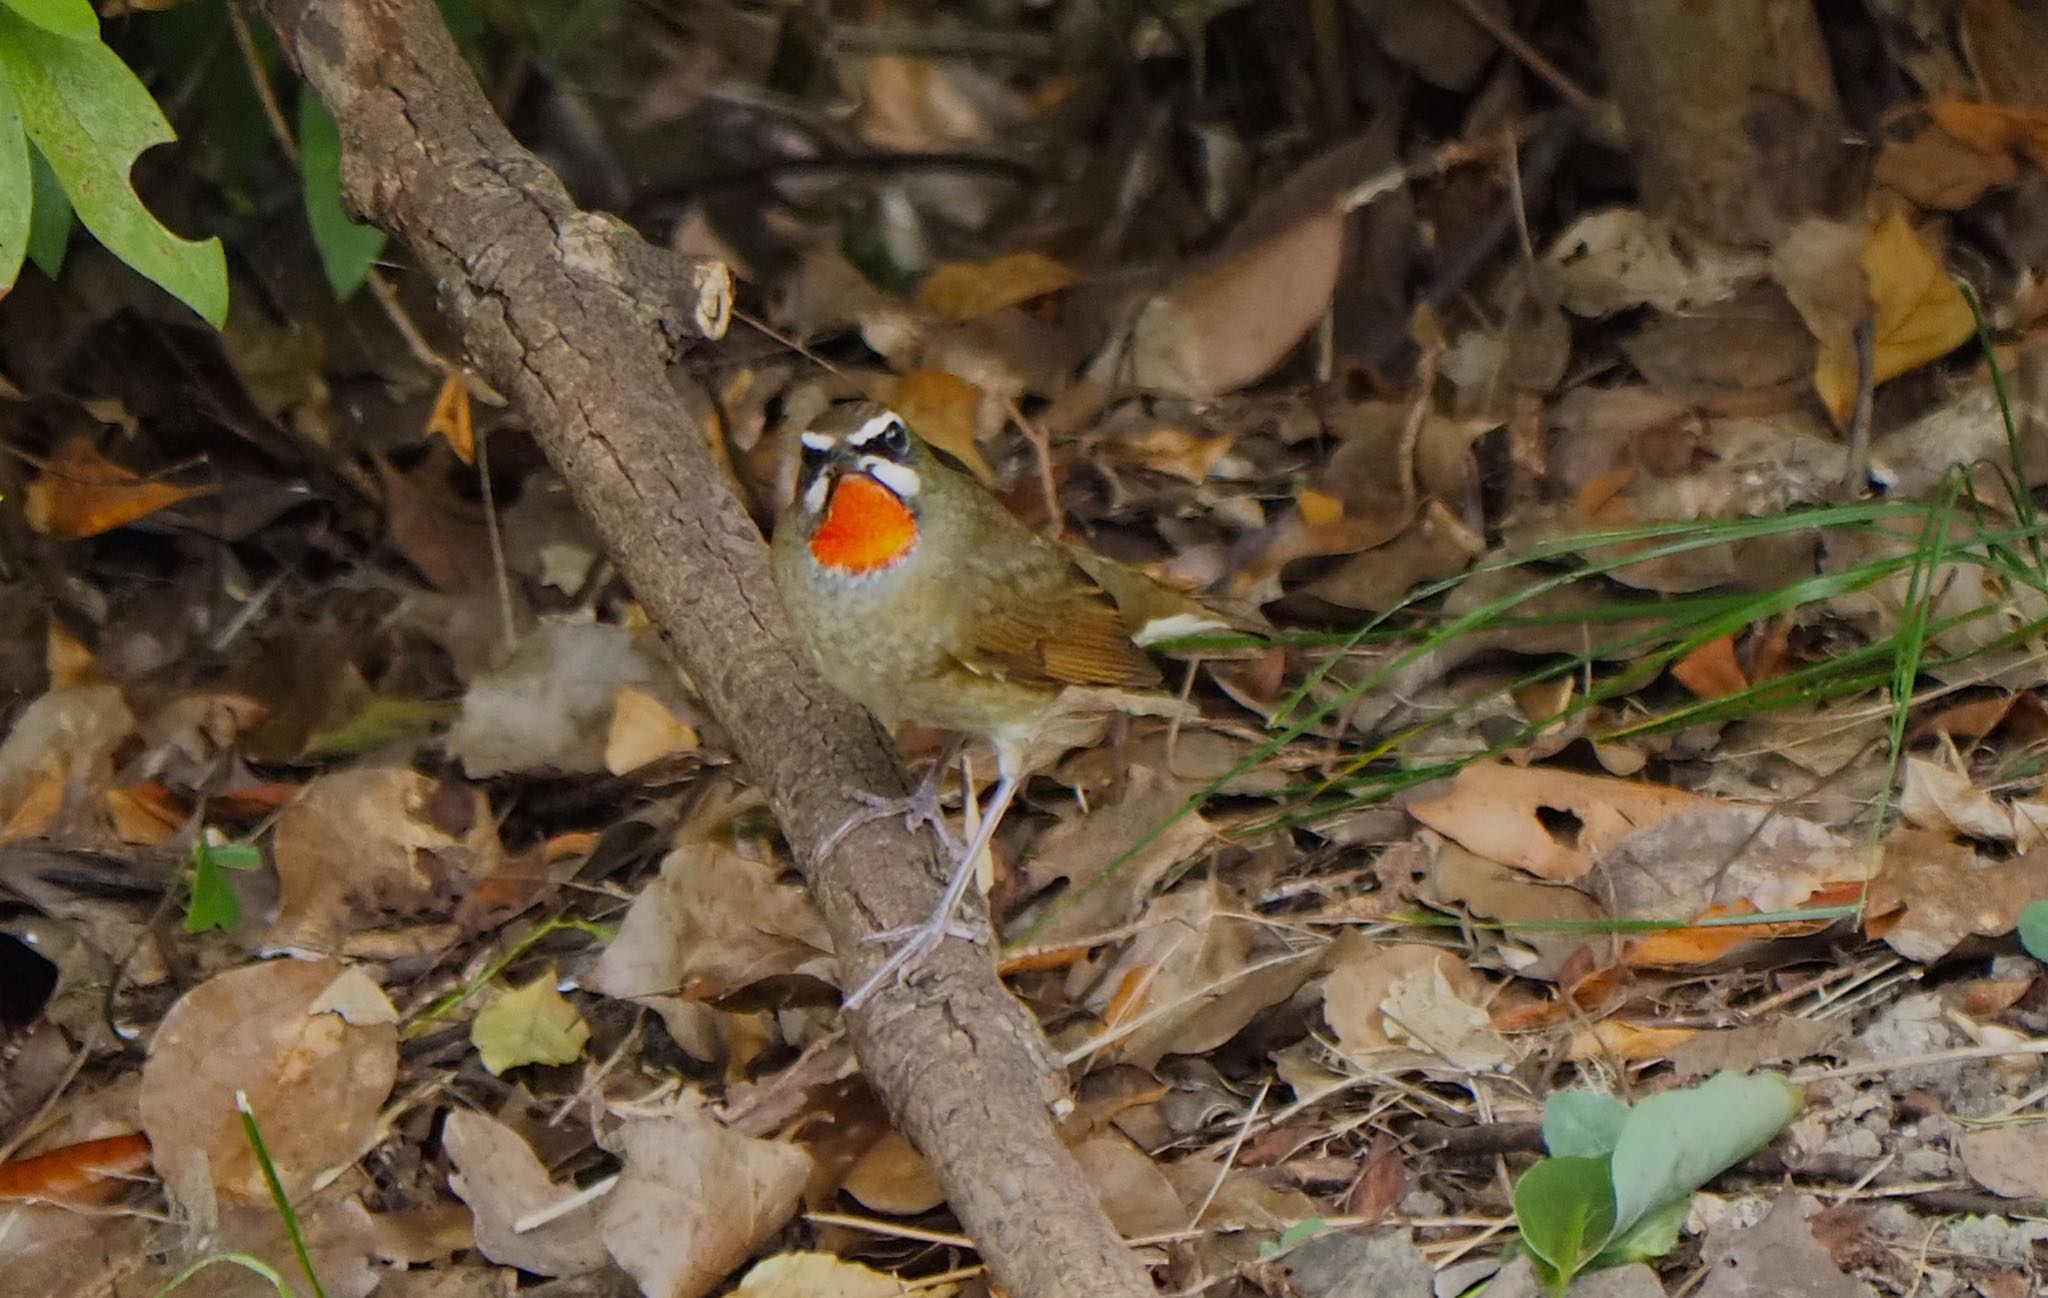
[847,411,902,447]
[799,431,836,451]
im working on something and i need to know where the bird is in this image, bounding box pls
[771,400,1223,1007]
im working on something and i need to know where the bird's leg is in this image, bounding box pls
[843,766,1023,1008]
[817,736,966,861]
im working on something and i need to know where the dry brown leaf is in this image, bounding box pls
[1672,635,1748,700]
[583,807,833,1003]
[1541,209,1766,317]
[597,1098,813,1298]
[1322,939,1509,1073]
[1126,210,1342,399]
[374,450,494,594]
[1589,803,1863,923]
[918,251,1078,321]
[1959,1124,2048,1199]
[443,1109,608,1276]
[267,767,502,955]
[1069,1129,1189,1238]
[1083,882,1317,1069]
[1695,1193,1874,1298]
[140,960,398,1209]
[1159,1154,1316,1230]
[1866,832,2048,960]
[24,436,212,538]
[0,685,134,840]
[1100,425,1234,484]
[1898,755,2048,848]
[1407,761,1710,882]
[1424,838,1608,981]
[839,1130,943,1216]
[1020,766,1219,941]
[733,1252,956,1298]
[1665,1019,1847,1079]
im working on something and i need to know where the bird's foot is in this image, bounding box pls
[843,907,992,1009]
[817,773,959,860]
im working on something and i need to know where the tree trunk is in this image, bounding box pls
[251,1,1159,1294]
[1590,0,1853,246]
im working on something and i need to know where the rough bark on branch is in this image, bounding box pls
[251,1,1158,1294]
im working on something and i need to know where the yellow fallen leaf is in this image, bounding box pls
[918,250,1078,321]
[471,969,590,1075]
[1813,209,1975,422]
[605,684,699,774]
[426,368,475,463]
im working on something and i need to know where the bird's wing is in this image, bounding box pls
[954,561,1162,691]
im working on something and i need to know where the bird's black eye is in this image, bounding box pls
[880,418,910,458]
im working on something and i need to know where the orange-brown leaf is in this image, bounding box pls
[0,1133,152,1205]
[1672,635,1748,700]
[24,438,210,539]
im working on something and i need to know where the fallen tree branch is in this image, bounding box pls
[249,1,1158,1293]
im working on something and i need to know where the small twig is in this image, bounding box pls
[1444,0,1607,126]
[512,1171,618,1232]
[1792,1037,2048,1083]
[1006,397,1062,535]
[475,432,519,652]
[1843,317,1876,496]
[1186,1080,1270,1229]
[804,1211,974,1249]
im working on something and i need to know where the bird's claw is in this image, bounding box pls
[817,777,958,859]
[843,911,989,1009]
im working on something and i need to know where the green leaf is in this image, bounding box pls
[1513,1155,1616,1291]
[207,841,263,871]
[183,836,260,933]
[302,697,454,758]
[1607,1071,1802,1240]
[1543,1089,1629,1159]
[296,90,383,300]
[0,61,26,291]
[1594,1196,1688,1267]
[2021,897,2048,961]
[0,8,227,325]
[26,146,72,277]
[470,970,590,1075]
[0,0,95,42]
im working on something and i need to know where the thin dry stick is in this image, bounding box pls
[1444,0,1606,123]
[474,432,519,652]
[1005,396,1063,535]
[1793,1038,2048,1082]
[1185,1079,1270,1230]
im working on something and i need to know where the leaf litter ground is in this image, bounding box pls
[9,4,2048,1297]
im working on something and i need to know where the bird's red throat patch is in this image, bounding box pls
[810,473,918,574]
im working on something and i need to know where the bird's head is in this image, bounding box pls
[790,402,927,576]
